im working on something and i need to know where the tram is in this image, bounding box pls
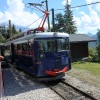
[3,32,71,81]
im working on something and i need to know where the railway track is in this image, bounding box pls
[45,80,97,100]
[5,63,98,100]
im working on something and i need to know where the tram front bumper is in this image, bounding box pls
[37,72,65,81]
[46,66,68,76]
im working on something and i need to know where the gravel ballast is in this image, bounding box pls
[3,68,62,100]
[64,75,100,100]
[3,66,100,100]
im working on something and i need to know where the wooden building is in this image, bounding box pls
[69,34,96,61]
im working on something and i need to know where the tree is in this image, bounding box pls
[63,3,77,34]
[96,29,100,58]
[97,29,100,44]
[0,24,20,41]
[97,44,100,58]
[54,13,64,32]
[0,25,7,34]
[19,28,22,33]
[12,24,17,35]
[0,34,5,43]
[54,3,77,34]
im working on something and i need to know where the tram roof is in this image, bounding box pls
[25,32,69,38]
[4,32,69,45]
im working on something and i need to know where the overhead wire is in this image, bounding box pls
[54,1,100,11]
[22,15,44,31]
[23,1,100,30]
[23,1,46,31]
[37,0,41,4]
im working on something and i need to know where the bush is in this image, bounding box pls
[96,44,100,58]
[90,54,100,62]
[89,47,97,56]
[89,47,100,62]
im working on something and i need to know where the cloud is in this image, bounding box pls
[62,0,71,5]
[73,0,100,34]
[61,0,100,34]
[0,0,47,30]
[86,0,100,13]
[74,11,100,34]
[73,17,81,27]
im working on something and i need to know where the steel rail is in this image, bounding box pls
[45,82,66,100]
[44,79,97,100]
[61,80,97,100]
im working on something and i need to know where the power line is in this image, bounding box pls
[23,1,100,30]
[72,1,100,8]
[54,1,100,11]
[37,0,41,3]
[22,15,44,31]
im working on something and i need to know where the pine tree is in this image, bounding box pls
[12,24,17,35]
[96,29,100,58]
[63,3,77,34]
[54,13,64,32]
[19,28,22,33]
[97,29,100,44]
[0,34,5,43]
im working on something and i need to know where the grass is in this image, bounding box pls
[67,62,100,88]
[72,62,100,75]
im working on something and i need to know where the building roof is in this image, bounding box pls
[69,34,96,43]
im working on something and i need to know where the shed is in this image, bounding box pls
[69,34,96,61]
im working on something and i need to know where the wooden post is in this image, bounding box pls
[9,20,12,38]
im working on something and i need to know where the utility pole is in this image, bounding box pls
[42,0,50,31]
[67,0,68,4]
[52,8,55,32]
[67,0,69,12]
[45,0,50,31]
[9,20,12,38]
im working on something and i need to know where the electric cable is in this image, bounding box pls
[54,1,100,11]
[22,15,44,31]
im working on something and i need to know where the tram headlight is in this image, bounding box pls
[40,54,45,58]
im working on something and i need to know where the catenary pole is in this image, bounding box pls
[45,0,50,31]
[52,8,55,32]
[9,20,12,38]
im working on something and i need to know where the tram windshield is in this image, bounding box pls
[37,37,69,52]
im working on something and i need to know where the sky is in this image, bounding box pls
[0,0,100,35]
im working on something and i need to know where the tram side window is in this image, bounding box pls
[22,43,28,55]
[17,44,22,55]
[4,46,11,56]
[28,42,33,55]
[39,41,46,53]
[14,44,17,53]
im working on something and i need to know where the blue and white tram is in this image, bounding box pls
[4,32,71,81]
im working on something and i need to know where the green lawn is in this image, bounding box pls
[72,62,100,75]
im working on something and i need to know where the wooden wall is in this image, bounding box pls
[70,42,88,61]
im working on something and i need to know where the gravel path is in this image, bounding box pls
[3,67,62,100]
